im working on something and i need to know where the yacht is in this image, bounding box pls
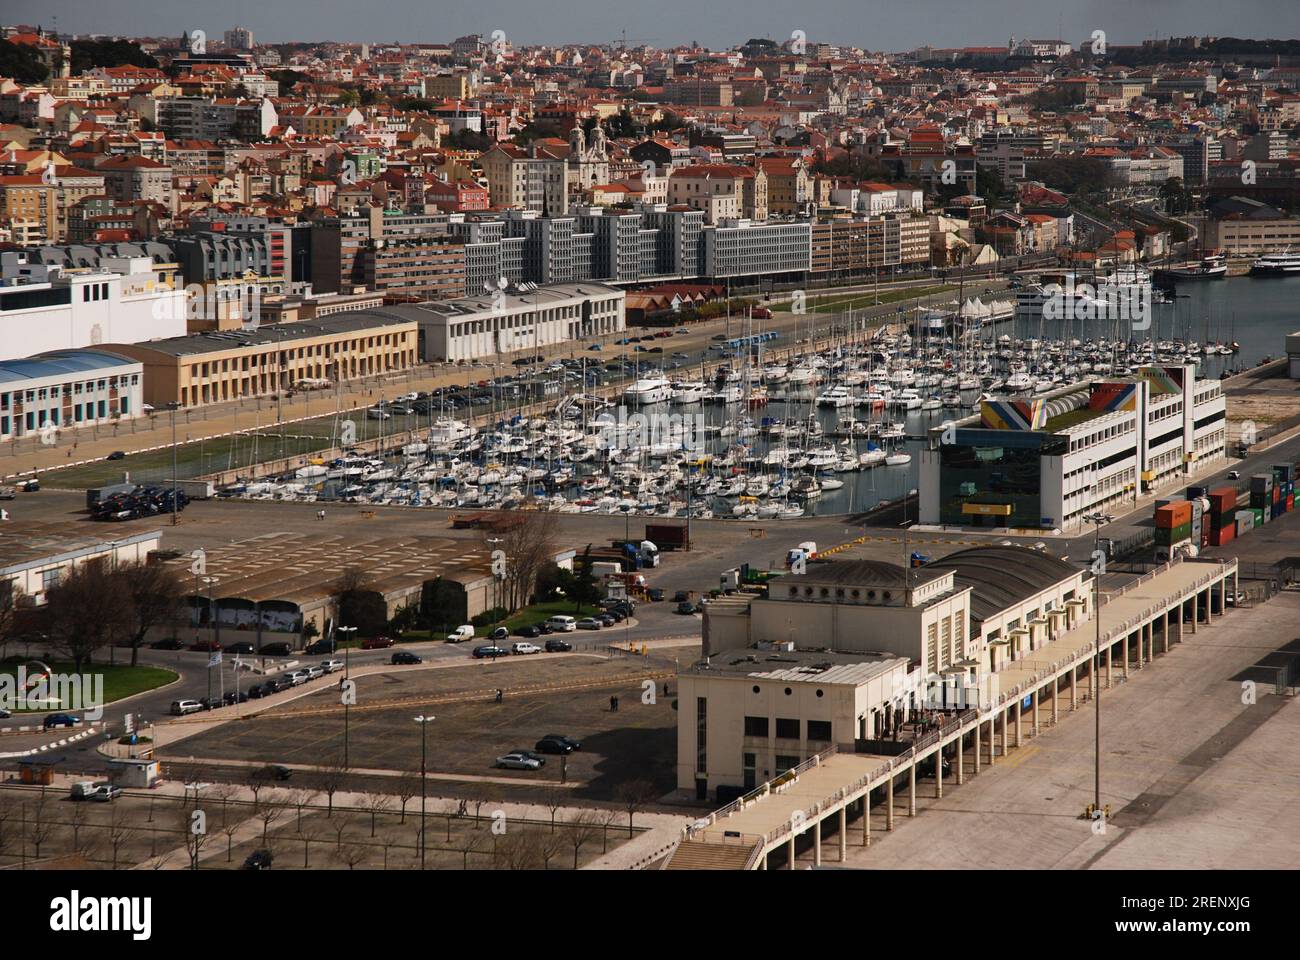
[623,377,673,405]
[670,381,709,405]
[1250,251,1300,275]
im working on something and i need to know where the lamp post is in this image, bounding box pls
[337,626,357,766]
[1083,512,1113,816]
[413,714,435,870]
[166,401,180,526]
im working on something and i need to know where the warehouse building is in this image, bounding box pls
[102,313,418,409]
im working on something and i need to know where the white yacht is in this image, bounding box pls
[623,377,673,405]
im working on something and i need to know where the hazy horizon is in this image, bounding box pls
[6,0,1299,51]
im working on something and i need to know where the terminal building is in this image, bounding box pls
[682,547,1091,799]
[917,365,1227,532]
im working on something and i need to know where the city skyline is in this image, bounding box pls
[6,0,1298,51]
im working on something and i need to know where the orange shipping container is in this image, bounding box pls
[1154,501,1192,528]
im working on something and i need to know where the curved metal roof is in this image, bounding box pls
[0,349,139,385]
[928,545,1083,623]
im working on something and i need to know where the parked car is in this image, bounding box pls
[391,650,423,664]
[361,635,395,650]
[260,642,292,657]
[444,625,475,644]
[576,618,602,630]
[242,849,274,870]
[44,713,81,729]
[150,637,184,650]
[544,638,572,653]
[472,644,509,659]
[495,752,543,770]
[511,642,541,655]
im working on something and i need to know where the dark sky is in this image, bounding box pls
[11,0,1299,50]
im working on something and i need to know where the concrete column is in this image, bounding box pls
[886,775,895,831]
[813,818,822,867]
[1032,688,1040,736]
[838,807,847,862]
[787,835,796,869]
[956,733,965,785]
[908,763,917,816]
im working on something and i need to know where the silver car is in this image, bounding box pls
[495,752,543,771]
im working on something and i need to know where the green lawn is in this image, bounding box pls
[0,658,177,711]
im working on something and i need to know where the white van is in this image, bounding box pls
[545,615,577,633]
[170,699,203,716]
[445,624,475,643]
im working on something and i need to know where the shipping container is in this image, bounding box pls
[1154,501,1193,528]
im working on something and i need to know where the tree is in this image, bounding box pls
[566,811,601,868]
[616,780,656,836]
[330,568,387,639]
[45,562,133,671]
[116,562,185,665]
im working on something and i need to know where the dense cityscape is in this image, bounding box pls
[0,6,1296,934]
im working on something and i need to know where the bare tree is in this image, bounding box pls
[538,828,565,870]
[394,774,419,823]
[338,843,367,870]
[363,793,390,837]
[542,787,566,833]
[615,779,655,837]
[117,561,185,667]
[318,756,350,817]
[256,804,283,843]
[566,811,601,868]
[45,562,134,671]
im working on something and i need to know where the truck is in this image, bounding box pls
[786,541,818,568]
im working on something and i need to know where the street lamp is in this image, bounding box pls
[337,626,357,766]
[413,714,435,870]
[1083,511,1114,818]
[166,401,180,526]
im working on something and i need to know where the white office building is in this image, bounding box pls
[0,253,186,361]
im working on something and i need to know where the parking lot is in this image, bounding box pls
[160,653,683,804]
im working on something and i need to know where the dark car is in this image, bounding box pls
[224,641,255,654]
[44,713,81,730]
[473,644,509,659]
[544,638,572,653]
[242,849,274,870]
[150,637,184,650]
[105,451,126,461]
[260,642,292,657]
[391,650,423,665]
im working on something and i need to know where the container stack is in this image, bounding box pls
[1154,501,1193,555]
[1207,486,1238,547]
